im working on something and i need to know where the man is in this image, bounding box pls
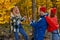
[29,6,48,40]
[10,6,28,40]
[45,7,59,40]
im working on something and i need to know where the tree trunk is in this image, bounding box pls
[32,0,36,20]
[31,0,36,39]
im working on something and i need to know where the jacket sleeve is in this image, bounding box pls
[30,18,47,29]
[30,20,36,27]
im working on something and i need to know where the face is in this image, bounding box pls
[39,11,45,16]
[13,6,19,14]
[50,13,55,17]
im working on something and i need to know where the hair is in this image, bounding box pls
[10,4,17,12]
[15,4,17,6]
[11,4,18,12]
[11,8,14,12]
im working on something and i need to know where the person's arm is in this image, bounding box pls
[16,13,25,21]
[30,20,36,27]
[19,16,26,21]
[30,18,46,29]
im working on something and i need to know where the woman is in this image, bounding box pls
[29,6,48,40]
[45,7,59,40]
[10,5,28,40]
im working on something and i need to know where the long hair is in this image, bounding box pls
[10,6,22,19]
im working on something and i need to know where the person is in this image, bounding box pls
[45,7,59,40]
[10,5,28,40]
[29,6,48,40]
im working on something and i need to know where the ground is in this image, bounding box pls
[0,32,51,40]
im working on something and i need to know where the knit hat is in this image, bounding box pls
[51,8,57,15]
[40,6,46,13]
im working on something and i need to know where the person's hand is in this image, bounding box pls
[20,22,22,24]
[28,17,32,22]
[23,16,27,20]
[23,16,27,18]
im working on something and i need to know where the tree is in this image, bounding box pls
[32,0,36,20]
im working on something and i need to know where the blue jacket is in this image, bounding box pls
[30,15,48,40]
